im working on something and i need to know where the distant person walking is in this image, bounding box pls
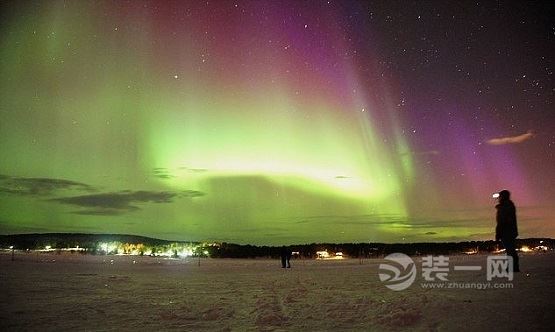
[495,189,520,272]
[280,246,292,268]
[286,248,292,268]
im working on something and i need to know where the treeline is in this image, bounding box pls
[211,239,553,258]
[0,233,199,250]
[1,233,552,258]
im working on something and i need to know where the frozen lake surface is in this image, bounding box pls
[1,252,554,331]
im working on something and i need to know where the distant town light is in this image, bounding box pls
[535,245,549,251]
[519,246,532,253]
[316,250,330,259]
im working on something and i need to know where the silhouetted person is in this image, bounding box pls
[286,248,292,268]
[495,189,520,272]
[280,246,292,268]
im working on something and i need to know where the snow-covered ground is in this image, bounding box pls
[1,252,554,331]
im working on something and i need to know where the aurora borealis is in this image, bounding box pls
[0,1,553,244]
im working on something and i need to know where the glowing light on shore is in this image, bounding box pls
[315,250,345,260]
[534,245,549,251]
[316,250,330,259]
[99,242,118,254]
[519,246,532,253]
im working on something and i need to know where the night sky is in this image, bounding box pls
[0,1,553,245]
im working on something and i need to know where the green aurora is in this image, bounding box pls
[1,1,553,244]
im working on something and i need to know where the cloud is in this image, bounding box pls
[52,189,206,216]
[0,175,94,196]
[152,168,175,179]
[152,167,209,179]
[53,191,175,214]
[179,190,205,198]
[153,174,174,179]
[70,209,128,216]
[486,130,535,145]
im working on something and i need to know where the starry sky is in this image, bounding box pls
[0,0,553,245]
